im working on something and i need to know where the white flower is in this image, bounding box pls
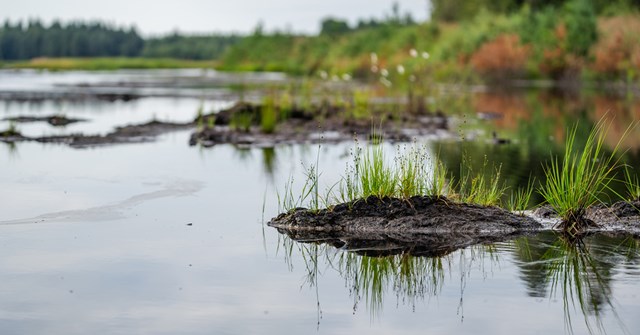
[331,74,339,81]
[410,49,418,57]
[319,71,328,79]
[380,77,392,87]
[380,68,389,77]
[422,51,430,60]
[371,65,379,73]
[397,65,405,75]
[370,52,378,64]
[342,73,352,81]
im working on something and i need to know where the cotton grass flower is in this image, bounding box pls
[410,49,418,57]
[380,68,389,77]
[371,65,379,73]
[319,71,328,80]
[422,52,430,60]
[342,73,352,81]
[370,52,378,64]
[380,77,392,87]
[397,65,405,75]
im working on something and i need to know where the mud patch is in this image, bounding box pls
[4,115,85,126]
[0,120,194,148]
[269,196,543,234]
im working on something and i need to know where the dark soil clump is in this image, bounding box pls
[269,196,542,234]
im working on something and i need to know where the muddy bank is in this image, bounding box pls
[269,196,543,234]
[190,102,450,147]
[0,120,193,148]
[269,197,640,249]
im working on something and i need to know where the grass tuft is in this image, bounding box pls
[539,119,631,233]
[507,177,536,215]
[623,166,640,201]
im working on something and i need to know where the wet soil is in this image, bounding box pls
[269,197,640,253]
[269,196,542,234]
[190,102,449,147]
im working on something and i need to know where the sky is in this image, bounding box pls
[2,0,430,36]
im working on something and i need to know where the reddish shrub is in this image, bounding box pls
[470,34,530,80]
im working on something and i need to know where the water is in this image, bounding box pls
[0,69,639,334]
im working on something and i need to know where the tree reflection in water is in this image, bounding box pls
[276,231,639,334]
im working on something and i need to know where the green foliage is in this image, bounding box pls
[564,0,598,57]
[320,18,351,36]
[539,120,628,231]
[142,34,240,60]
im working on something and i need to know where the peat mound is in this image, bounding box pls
[268,196,543,234]
[190,102,449,147]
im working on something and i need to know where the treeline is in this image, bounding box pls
[0,21,143,60]
[142,33,240,60]
[320,3,417,35]
[0,20,240,61]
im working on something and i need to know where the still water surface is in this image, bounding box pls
[0,70,639,334]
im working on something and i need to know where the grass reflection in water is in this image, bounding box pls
[277,231,639,334]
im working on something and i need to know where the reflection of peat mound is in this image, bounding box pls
[277,228,533,258]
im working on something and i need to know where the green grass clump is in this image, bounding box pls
[539,120,628,233]
[359,145,397,198]
[458,157,506,207]
[623,167,640,201]
[260,96,278,134]
[507,178,536,215]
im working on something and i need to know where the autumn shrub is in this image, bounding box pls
[592,16,640,79]
[470,33,530,80]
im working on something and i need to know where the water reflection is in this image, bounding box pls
[276,231,639,334]
[517,232,639,334]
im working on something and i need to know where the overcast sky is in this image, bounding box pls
[2,0,430,36]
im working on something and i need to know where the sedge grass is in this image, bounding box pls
[506,177,536,214]
[623,166,640,201]
[539,119,631,233]
[359,144,397,198]
[458,157,507,207]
